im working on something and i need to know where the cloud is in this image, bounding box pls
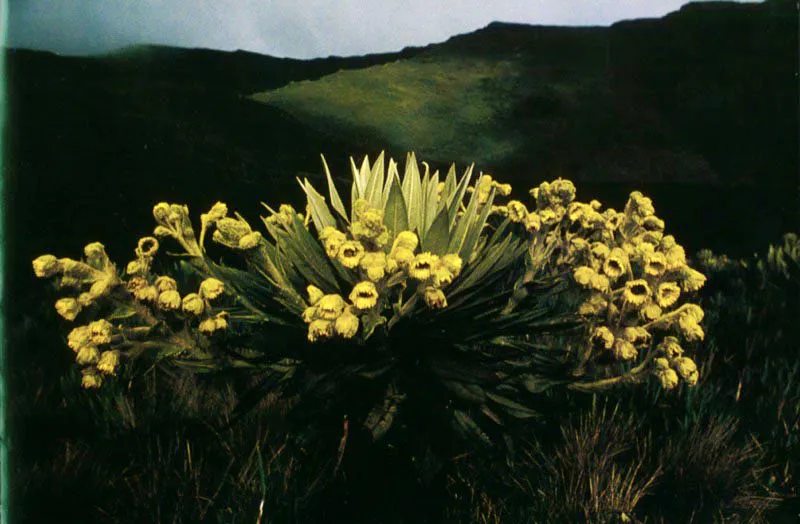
[8,0,761,58]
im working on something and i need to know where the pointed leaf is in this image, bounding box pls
[452,409,493,447]
[384,175,409,236]
[321,154,348,221]
[365,151,385,208]
[421,207,450,255]
[486,392,540,419]
[448,163,474,228]
[460,187,496,259]
[298,177,336,232]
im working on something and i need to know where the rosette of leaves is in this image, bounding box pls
[32,152,707,458]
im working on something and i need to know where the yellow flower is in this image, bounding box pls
[319,226,338,241]
[324,229,348,258]
[338,240,365,268]
[181,293,205,316]
[524,212,541,233]
[135,236,159,258]
[567,202,588,223]
[81,369,103,389]
[278,204,297,225]
[612,339,638,361]
[84,242,108,268]
[360,252,388,281]
[32,255,61,278]
[334,309,360,338]
[361,208,384,230]
[89,319,113,345]
[551,178,576,204]
[155,276,178,293]
[307,285,324,306]
[658,336,684,359]
[409,253,439,280]
[392,247,415,268]
[641,230,663,246]
[153,202,171,223]
[238,231,262,250]
[214,312,229,331]
[350,281,379,310]
[641,215,665,232]
[67,326,91,352]
[302,306,317,324]
[202,201,228,224]
[308,319,333,342]
[644,252,668,277]
[682,304,704,323]
[589,199,602,210]
[680,267,706,292]
[136,285,160,303]
[213,217,252,247]
[623,280,651,306]
[199,278,225,300]
[436,181,447,199]
[157,290,181,311]
[660,235,677,250]
[623,326,651,347]
[591,326,615,350]
[386,258,399,274]
[76,345,101,365]
[317,294,346,320]
[506,200,528,223]
[352,198,370,220]
[423,286,447,309]
[539,207,562,226]
[573,266,596,288]
[673,356,699,386]
[97,350,121,375]
[604,210,625,231]
[590,242,610,260]
[199,318,217,334]
[678,314,704,342]
[656,282,681,308]
[392,231,419,252]
[624,191,655,218]
[441,254,463,276]
[475,174,494,204]
[494,182,512,196]
[653,357,671,371]
[639,302,663,322]
[603,249,628,279]
[153,225,172,237]
[656,368,679,390]
[55,298,81,321]
[589,273,610,293]
[578,294,608,316]
[665,245,686,270]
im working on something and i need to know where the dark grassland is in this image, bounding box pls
[5,1,798,521]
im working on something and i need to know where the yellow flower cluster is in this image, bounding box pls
[349,199,390,249]
[526,181,706,380]
[66,319,121,389]
[652,336,699,389]
[301,285,361,342]
[33,242,120,321]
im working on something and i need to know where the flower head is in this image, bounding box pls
[644,252,668,277]
[55,298,81,321]
[656,368,679,390]
[573,266,596,288]
[678,314,704,342]
[334,309,360,338]
[200,278,225,300]
[350,281,379,310]
[76,345,101,365]
[680,267,707,292]
[67,326,91,352]
[97,350,121,375]
[578,294,608,316]
[360,251,388,281]
[199,318,217,334]
[639,302,663,322]
[623,326,651,347]
[89,319,114,345]
[673,356,699,386]
[392,231,419,252]
[157,290,181,311]
[603,249,628,279]
[524,212,541,233]
[323,229,348,258]
[612,339,638,361]
[658,336,684,359]
[308,319,333,342]
[32,255,61,278]
[409,253,439,281]
[307,285,324,306]
[338,240,365,269]
[623,280,651,306]
[154,276,178,293]
[238,231,262,250]
[81,369,103,389]
[591,326,615,350]
[181,293,205,316]
[317,294,346,320]
[656,282,681,308]
[506,200,528,223]
[423,286,447,309]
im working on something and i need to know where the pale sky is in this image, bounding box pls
[8,0,763,59]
